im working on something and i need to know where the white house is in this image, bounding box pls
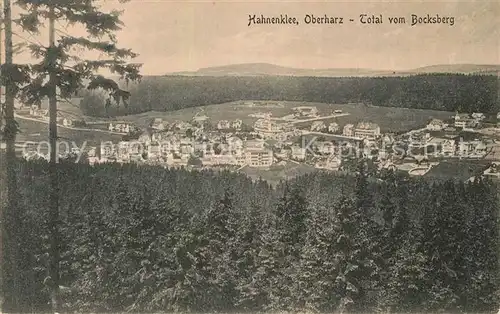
[427,119,446,131]
[310,121,326,132]
[315,156,342,170]
[192,113,209,125]
[62,118,73,127]
[472,113,486,121]
[354,122,381,140]
[231,119,243,130]
[291,145,306,161]
[441,140,456,156]
[217,120,231,130]
[343,124,354,137]
[292,106,318,117]
[150,118,165,131]
[454,113,474,128]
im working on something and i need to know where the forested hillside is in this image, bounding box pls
[79,74,500,117]
[9,160,500,312]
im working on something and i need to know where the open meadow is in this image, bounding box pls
[115,100,454,133]
[239,161,318,185]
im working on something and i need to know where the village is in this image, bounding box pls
[17,103,500,181]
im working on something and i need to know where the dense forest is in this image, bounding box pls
[7,159,499,312]
[79,74,500,117]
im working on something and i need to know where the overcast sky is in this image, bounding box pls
[13,0,500,75]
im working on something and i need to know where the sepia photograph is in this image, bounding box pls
[0,0,499,313]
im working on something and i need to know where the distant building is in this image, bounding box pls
[471,113,486,121]
[310,121,326,132]
[150,118,165,131]
[192,112,209,125]
[292,106,318,118]
[483,163,500,178]
[100,143,116,159]
[441,139,456,156]
[217,120,231,130]
[85,147,96,158]
[29,105,47,117]
[454,113,476,129]
[315,156,341,170]
[62,118,73,127]
[138,130,153,144]
[254,118,295,140]
[343,124,354,137]
[458,139,486,156]
[354,122,380,140]
[427,119,446,131]
[244,140,273,167]
[109,123,131,133]
[328,122,340,133]
[231,119,243,130]
[291,145,306,161]
[148,142,162,159]
[172,121,191,131]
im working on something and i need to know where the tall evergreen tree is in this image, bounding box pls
[0,0,31,311]
[276,184,308,254]
[14,0,141,310]
[294,204,339,312]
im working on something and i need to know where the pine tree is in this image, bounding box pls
[276,183,308,255]
[246,211,289,312]
[187,191,239,311]
[294,204,339,312]
[234,203,262,310]
[333,188,381,313]
[462,178,499,312]
[0,0,31,311]
[13,0,141,310]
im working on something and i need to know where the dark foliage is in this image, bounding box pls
[80,74,500,117]
[7,159,500,313]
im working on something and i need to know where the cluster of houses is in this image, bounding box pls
[310,121,340,133]
[94,116,275,168]
[292,106,319,118]
[56,106,500,178]
[342,122,381,140]
[217,119,243,130]
[108,122,131,133]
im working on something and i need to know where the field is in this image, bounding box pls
[114,100,454,133]
[424,160,491,181]
[16,118,123,147]
[26,99,455,135]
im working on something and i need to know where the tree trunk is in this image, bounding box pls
[48,5,61,312]
[2,0,21,311]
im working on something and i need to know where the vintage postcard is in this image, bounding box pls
[0,0,499,313]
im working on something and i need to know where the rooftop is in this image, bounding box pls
[356,122,379,130]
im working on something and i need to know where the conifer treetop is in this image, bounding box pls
[13,0,141,108]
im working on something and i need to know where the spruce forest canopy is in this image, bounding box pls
[79,74,500,117]
[10,159,499,312]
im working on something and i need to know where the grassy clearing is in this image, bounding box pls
[424,159,491,181]
[239,162,318,185]
[115,100,453,133]
[16,118,123,146]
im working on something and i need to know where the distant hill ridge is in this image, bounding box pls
[168,62,500,77]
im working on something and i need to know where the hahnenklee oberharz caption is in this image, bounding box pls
[248,14,455,26]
